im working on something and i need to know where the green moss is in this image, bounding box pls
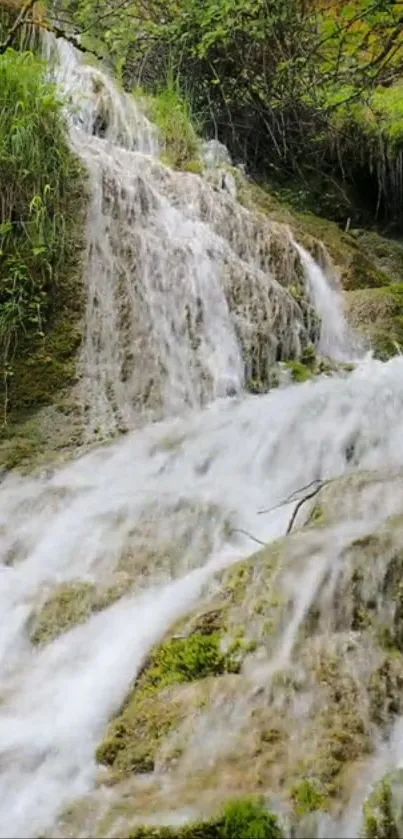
[138,80,200,170]
[142,633,241,693]
[303,654,371,796]
[291,778,328,817]
[96,629,241,775]
[368,656,403,727]
[128,798,283,839]
[307,503,326,527]
[351,231,403,284]
[363,779,400,839]
[285,360,313,383]
[31,580,124,645]
[301,344,316,367]
[234,171,398,294]
[345,284,403,358]
[220,797,283,839]
[96,689,182,773]
[183,159,204,175]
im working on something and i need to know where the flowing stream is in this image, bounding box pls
[0,37,401,839]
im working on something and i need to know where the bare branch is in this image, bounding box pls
[0,0,38,54]
[286,482,326,535]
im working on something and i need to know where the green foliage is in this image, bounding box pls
[363,779,400,839]
[128,797,283,839]
[138,77,200,169]
[0,47,85,422]
[221,797,283,839]
[143,632,241,692]
[291,778,327,817]
[285,360,313,383]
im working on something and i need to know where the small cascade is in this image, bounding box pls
[42,36,350,438]
[295,241,359,361]
[1,355,403,836]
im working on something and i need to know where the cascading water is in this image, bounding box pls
[0,35,397,839]
[43,36,350,437]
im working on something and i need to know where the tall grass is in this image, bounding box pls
[136,73,201,170]
[0,48,83,371]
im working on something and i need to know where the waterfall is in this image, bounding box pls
[0,36,393,839]
[42,36,354,437]
[294,241,360,361]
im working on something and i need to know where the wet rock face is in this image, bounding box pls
[201,139,232,169]
[40,470,403,839]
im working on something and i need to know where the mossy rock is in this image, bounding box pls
[30,580,125,645]
[291,777,328,817]
[96,686,184,774]
[350,230,403,284]
[96,629,242,776]
[345,283,403,358]
[363,773,403,838]
[234,173,397,293]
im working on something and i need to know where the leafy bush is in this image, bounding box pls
[221,797,283,839]
[0,48,84,418]
[129,797,283,838]
[140,77,200,169]
[55,0,403,226]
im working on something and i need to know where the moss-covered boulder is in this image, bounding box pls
[345,284,403,358]
[96,626,244,776]
[49,470,403,838]
[234,173,396,293]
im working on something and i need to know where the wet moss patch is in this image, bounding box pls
[31,580,125,645]
[96,628,242,776]
[345,283,403,358]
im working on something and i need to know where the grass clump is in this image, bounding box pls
[291,778,327,817]
[285,360,313,383]
[139,76,200,170]
[221,797,283,839]
[0,47,86,427]
[129,797,283,838]
[363,778,400,839]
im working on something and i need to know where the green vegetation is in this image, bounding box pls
[0,45,86,437]
[363,778,400,839]
[129,798,283,839]
[286,360,313,384]
[221,798,283,839]
[30,580,125,645]
[345,283,403,358]
[141,633,241,691]
[291,778,328,817]
[33,0,403,228]
[138,78,201,170]
[96,630,241,774]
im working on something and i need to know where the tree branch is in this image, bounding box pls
[0,0,38,54]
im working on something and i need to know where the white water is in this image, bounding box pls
[295,241,359,361]
[0,36,396,839]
